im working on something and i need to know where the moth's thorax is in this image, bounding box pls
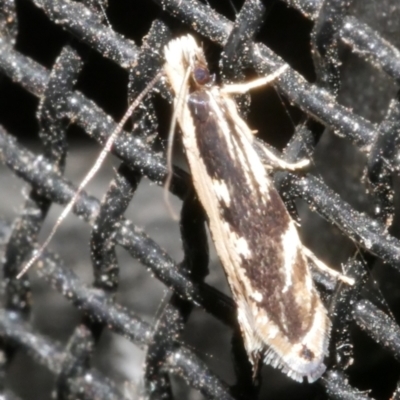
[188,91,210,123]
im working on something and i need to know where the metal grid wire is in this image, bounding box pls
[1,0,400,398]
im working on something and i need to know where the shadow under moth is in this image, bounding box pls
[164,35,332,383]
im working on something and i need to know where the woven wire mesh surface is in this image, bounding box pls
[1,0,400,399]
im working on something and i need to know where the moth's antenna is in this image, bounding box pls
[163,66,192,220]
[17,70,164,279]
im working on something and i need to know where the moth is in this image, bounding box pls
[19,33,340,383]
[164,35,331,383]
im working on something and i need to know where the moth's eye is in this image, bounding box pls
[193,65,211,85]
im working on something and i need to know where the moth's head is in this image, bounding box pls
[164,35,213,93]
[192,61,213,88]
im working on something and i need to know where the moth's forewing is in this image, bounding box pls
[164,35,330,383]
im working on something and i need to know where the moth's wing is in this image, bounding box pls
[164,35,330,383]
[185,91,330,382]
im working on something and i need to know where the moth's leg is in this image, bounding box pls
[302,246,355,286]
[222,64,306,172]
[221,64,288,95]
[254,139,310,171]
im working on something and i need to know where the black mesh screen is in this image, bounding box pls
[1,0,400,399]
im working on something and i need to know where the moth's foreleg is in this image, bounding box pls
[221,64,288,95]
